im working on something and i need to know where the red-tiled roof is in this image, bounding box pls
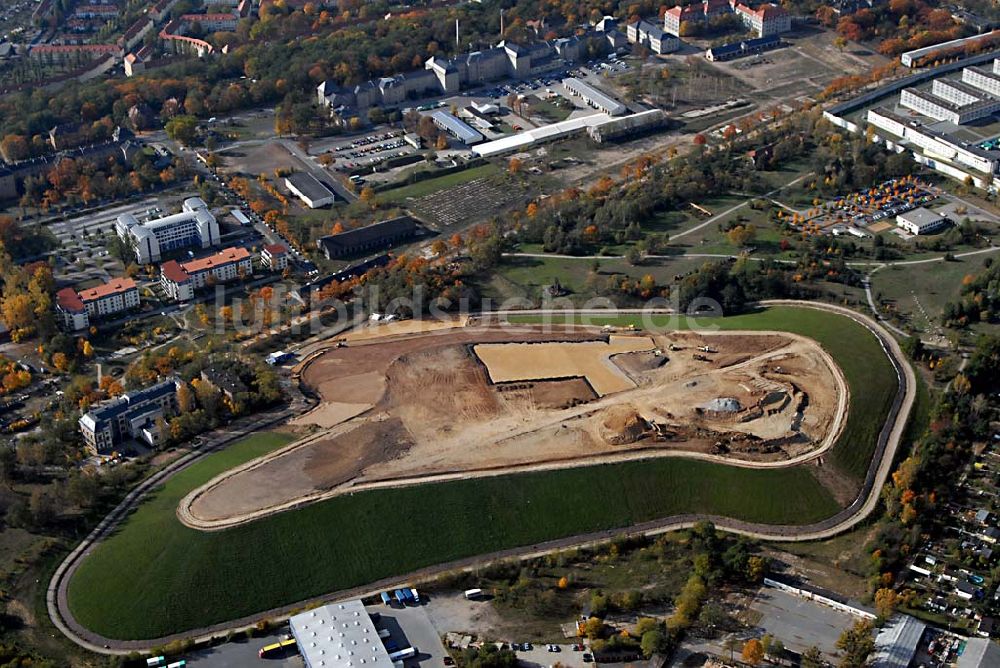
[78,277,137,302]
[56,287,85,313]
[160,260,190,284]
[263,243,288,256]
[180,246,251,274]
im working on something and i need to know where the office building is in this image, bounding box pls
[116,197,219,264]
[896,207,948,235]
[900,86,1000,124]
[160,247,253,301]
[78,377,180,453]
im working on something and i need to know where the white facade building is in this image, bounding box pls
[116,197,220,264]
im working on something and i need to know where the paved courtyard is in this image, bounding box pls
[749,587,863,662]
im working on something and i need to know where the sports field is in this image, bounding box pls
[66,306,890,640]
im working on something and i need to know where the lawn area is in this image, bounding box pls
[507,305,897,480]
[67,306,890,640]
[870,258,984,335]
[376,163,501,205]
[485,255,715,304]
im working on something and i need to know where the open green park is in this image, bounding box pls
[66,306,896,641]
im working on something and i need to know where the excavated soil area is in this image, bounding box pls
[183,325,846,528]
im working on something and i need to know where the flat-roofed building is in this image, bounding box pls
[116,197,219,264]
[900,87,1000,124]
[285,172,336,209]
[897,207,948,235]
[316,216,418,259]
[562,78,627,115]
[56,277,140,331]
[160,247,253,301]
[866,107,1000,175]
[78,377,179,453]
[289,600,394,668]
[429,110,484,145]
[962,64,1000,97]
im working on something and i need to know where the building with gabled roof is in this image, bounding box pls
[160,247,252,301]
[316,216,418,259]
[56,277,140,331]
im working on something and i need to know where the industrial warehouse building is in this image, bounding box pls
[285,172,336,208]
[429,110,483,145]
[562,78,627,115]
[115,197,220,264]
[289,600,394,668]
[896,207,948,235]
[316,216,419,259]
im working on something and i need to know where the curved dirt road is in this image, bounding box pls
[49,300,914,653]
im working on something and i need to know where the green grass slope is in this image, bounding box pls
[67,306,892,640]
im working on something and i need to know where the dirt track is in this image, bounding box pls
[181,324,846,531]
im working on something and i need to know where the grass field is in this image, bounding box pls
[67,307,889,640]
[871,259,986,335]
[508,306,896,479]
[376,163,500,205]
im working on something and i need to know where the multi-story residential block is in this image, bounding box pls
[160,247,253,301]
[664,0,790,37]
[627,19,680,54]
[116,197,220,264]
[55,277,140,331]
[78,377,179,453]
[261,243,290,272]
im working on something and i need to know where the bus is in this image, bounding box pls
[259,637,297,658]
[146,658,165,667]
[166,662,186,668]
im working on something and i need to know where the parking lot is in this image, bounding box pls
[748,587,862,662]
[186,598,450,668]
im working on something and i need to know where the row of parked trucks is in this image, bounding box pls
[380,587,420,606]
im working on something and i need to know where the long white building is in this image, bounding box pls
[899,86,1000,124]
[116,197,220,264]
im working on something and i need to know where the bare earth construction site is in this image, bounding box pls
[180,323,847,530]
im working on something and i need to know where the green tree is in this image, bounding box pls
[165,115,199,146]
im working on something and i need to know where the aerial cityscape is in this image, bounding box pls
[0,0,998,666]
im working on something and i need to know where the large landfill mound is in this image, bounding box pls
[180,323,847,529]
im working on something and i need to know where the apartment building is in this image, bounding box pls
[627,19,680,54]
[55,277,140,331]
[116,197,220,264]
[664,0,790,37]
[261,243,290,272]
[160,247,253,301]
[78,377,179,454]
